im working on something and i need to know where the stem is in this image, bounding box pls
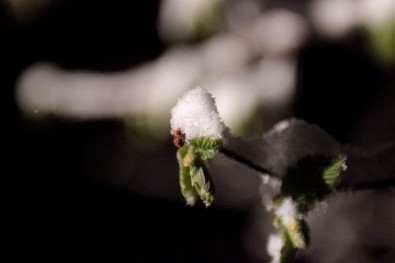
[336,179,395,192]
[220,147,395,191]
[220,147,273,176]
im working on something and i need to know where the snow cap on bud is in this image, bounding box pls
[170,86,226,142]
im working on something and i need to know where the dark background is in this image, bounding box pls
[4,1,394,262]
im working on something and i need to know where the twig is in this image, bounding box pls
[220,147,273,176]
[336,179,395,192]
[221,147,395,191]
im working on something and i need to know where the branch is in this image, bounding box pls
[220,147,274,176]
[221,147,395,192]
[336,179,395,192]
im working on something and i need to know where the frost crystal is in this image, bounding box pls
[170,87,226,142]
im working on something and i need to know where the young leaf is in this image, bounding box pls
[183,145,196,167]
[178,145,199,206]
[189,137,222,160]
[274,213,310,250]
[323,155,347,188]
[177,143,216,207]
[190,162,215,207]
[179,164,199,206]
[284,218,309,249]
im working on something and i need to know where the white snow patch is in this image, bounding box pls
[260,174,282,211]
[275,197,299,225]
[267,233,282,263]
[170,87,226,141]
[272,119,291,133]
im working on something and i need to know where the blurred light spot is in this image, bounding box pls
[158,0,224,43]
[226,0,262,33]
[16,63,150,120]
[311,0,359,39]
[200,34,252,76]
[16,48,203,137]
[17,9,298,139]
[251,58,297,104]
[358,0,395,27]
[208,76,257,134]
[248,10,308,56]
[205,57,296,134]
[145,47,202,131]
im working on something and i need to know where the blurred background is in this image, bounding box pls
[4,0,395,262]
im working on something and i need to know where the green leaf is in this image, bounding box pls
[285,218,309,249]
[274,214,310,250]
[189,137,222,160]
[176,143,216,207]
[190,162,215,207]
[323,155,346,187]
[178,145,199,206]
[179,163,199,206]
[182,146,196,167]
[177,144,190,160]
[271,215,308,263]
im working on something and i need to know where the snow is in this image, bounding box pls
[267,233,282,263]
[275,197,299,225]
[170,87,226,142]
